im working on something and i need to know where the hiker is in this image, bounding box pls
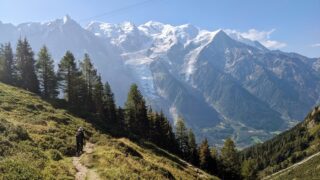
[76,127,85,156]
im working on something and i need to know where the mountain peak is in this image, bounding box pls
[215,29,228,36]
[143,21,165,27]
[63,14,72,24]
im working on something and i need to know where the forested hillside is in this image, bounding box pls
[240,106,320,178]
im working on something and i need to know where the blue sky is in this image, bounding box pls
[0,0,319,57]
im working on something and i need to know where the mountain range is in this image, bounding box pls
[1,15,319,147]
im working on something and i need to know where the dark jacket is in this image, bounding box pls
[76,131,84,144]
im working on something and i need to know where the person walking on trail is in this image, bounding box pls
[76,127,85,156]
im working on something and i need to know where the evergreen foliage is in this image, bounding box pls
[36,45,58,98]
[15,38,39,93]
[0,43,16,84]
[175,117,190,159]
[103,82,117,124]
[57,51,80,108]
[79,53,96,112]
[188,129,198,165]
[220,138,241,179]
[124,84,149,138]
[199,138,211,170]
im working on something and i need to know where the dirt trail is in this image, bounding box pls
[263,151,320,179]
[73,142,100,180]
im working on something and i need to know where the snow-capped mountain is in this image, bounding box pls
[1,16,319,147]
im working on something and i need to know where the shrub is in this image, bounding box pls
[49,149,63,161]
[0,140,13,156]
[0,159,43,180]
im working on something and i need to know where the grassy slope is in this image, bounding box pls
[267,152,320,180]
[0,83,217,180]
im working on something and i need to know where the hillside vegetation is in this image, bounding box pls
[264,151,320,179]
[0,82,217,179]
[240,105,320,178]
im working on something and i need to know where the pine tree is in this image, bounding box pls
[199,138,211,170]
[124,84,149,138]
[241,158,257,180]
[210,146,219,174]
[150,111,161,144]
[175,117,189,158]
[0,43,16,84]
[16,38,39,93]
[188,129,198,165]
[0,44,6,82]
[116,106,125,131]
[158,111,177,153]
[79,54,96,112]
[92,75,104,118]
[103,82,117,124]
[57,51,79,107]
[220,138,241,179]
[36,45,58,98]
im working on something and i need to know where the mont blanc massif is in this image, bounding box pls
[1,15,319,147]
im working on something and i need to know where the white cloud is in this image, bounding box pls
[225,28,287,49]
[311,43,320,47]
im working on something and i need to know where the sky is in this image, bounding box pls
[0,0,319,57]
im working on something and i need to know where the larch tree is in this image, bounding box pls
[15,38,39,93]
[220,137,240,179]
[103,82,117,124]
[198,138,211,170]
[0,43,16,84]
[36,45,58,98]
[92,75,104,118]
[175,117,189,158]
[80,53,96,112]
[57,51,79,107]
[188,128,198,165]
[124,83,149,138]
[116,106,126,131]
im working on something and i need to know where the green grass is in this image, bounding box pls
[0,83,217,180]
[81,135,217,179]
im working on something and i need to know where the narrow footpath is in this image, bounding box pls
[72,142,100,180]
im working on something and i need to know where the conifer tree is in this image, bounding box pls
[210,146,219,174]
[175,117,189,158]
[188,129,198,165]
[92,75,104,118]
[0,43,16,84]
[57,51,79,107]
[16,38,39,93]
[36,45,58,98]
[199,138,211,170]
[241,158,257,180]
[80,54,96,112]
[150,111,161,144]
[0,44,6,82]
[116,106,125,131]
[124,84,149,138]
[103,82,117,123]
[220,138,240,179]
[158,111,177,152]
